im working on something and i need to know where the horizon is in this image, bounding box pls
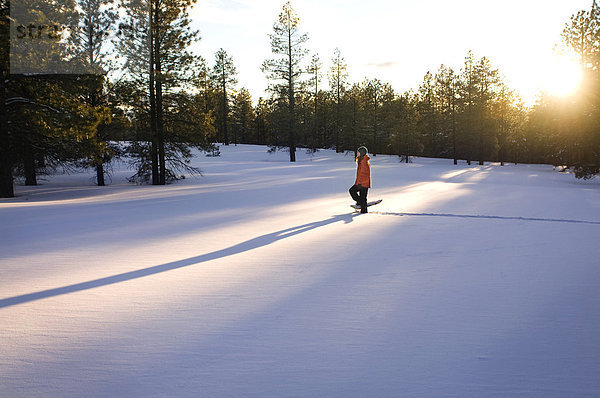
[190,0,591,105]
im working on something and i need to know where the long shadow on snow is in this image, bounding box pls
[0,213,360,309]
[371,211,600,225]
[1,174,351,260]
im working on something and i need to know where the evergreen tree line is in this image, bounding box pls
[258,1,600,175]
[1,1,598,198]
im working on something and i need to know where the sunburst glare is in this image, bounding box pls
[542,52,583,97]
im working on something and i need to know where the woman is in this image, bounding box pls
[349,146,371,213]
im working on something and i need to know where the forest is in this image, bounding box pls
[0,0,599,198]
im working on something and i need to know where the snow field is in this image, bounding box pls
[1,144,600,397]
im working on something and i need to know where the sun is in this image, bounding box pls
[541,53,583,98]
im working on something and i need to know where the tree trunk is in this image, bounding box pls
[23,138,37,186]
[221,71,229,145]
[312,75,318,152]
[89,79,106,186]
[335,86,341,153]
[289,96,296,162]
[351,99,357,153]
[371,97,378,156]
[0,3,13,197]
[478,112,486,165]
[154,2,166,185]
[452,107,458,165]
[96,163,105,186]
[0,71,13,197]
[0,151,12,196]
[288,29,296,162]
[372,126,377,157]
[157,76,166,185]
[0,135,12,196]
[405,129,409,164]
[149,3,159,185]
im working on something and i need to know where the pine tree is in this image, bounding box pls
[329,48,348,153]
[361,78,393,156]
[393,92,422,163]
[254,97,271,145]
[231,88,253,145]
[307,53,321,152]
[417,71,438,157]
[9,75,105,185]
[9,0,78,74]
[344,84,363,155]
[458,51,478,164]
[68,0,117,186]
[262,1,309,162]
[561,7,597,69]
[379,83,397,155]
[1,0,87,194]
[212,48,237,145]
[456,51,501,165]
[491,83,525,165]
[193,59,217,120]
[434,65,460,164]
[4,0,106,187]
[474,56,500,165]
[118,0,204,184]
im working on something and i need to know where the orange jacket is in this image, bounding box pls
[355,155,371,188]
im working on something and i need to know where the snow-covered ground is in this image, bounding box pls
[1,144,600,397]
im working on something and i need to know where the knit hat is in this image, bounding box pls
[357,146,368,156]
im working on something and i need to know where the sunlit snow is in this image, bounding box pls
[1,145,599,397]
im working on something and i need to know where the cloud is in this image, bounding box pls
[366,61,398,69]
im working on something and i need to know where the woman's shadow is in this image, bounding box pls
[0,213,360,308]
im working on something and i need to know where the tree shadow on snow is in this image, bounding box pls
[370,211,600,225]
[0,213,360,308]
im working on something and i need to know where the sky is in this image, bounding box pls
[189,0,593,105]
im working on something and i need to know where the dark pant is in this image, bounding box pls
[349,184,369,213]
